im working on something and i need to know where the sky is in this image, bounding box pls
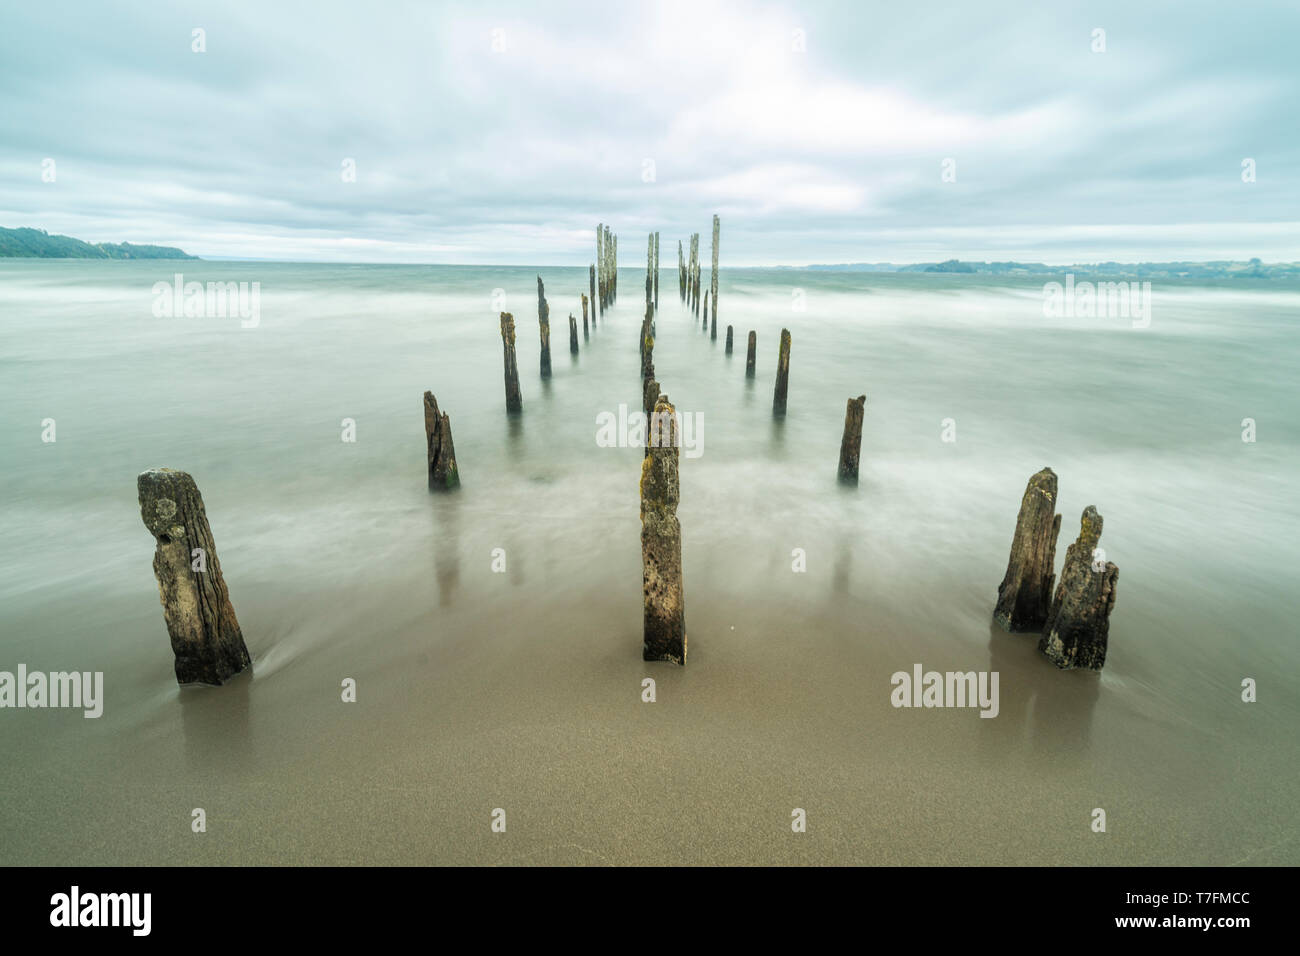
[0,0,1295,265]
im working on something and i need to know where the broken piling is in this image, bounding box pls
[138,468,251,686]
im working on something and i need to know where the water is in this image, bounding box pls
[1,260,1297,864]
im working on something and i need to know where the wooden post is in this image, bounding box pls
[993,468,1061,632]
[681,238,691,299]
[773,328,791,416]
[537,276,551,377]
[500,312,522,413]
[1039,506,1118,670]
[138,468,251,685]
[641,394,686,663]
[589,266,596,325]
[582,294,589,338]
[569,314,579,354]
[424,391,460,490]
[836,395,866,484]
[725,325,734,355]
[710,214,719,326]
[596,226,605,315]
[653,231,660,312]
[745,330,756,377]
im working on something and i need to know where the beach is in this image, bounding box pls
[1,260,1297,865]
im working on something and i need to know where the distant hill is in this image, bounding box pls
[0,226,196,259]
[788,258,1300,279]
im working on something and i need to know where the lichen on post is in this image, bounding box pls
[837,395,866,484]
[138,468,251,686]
[424,391,460,490]
[641,394,686,664]
[499,312,522,414]
[773,328,792,416]
[993,468,1061,632]
[1039,506,1118,670]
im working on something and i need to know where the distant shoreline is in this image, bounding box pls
[4,226,1296,279]
[0,226,196,260]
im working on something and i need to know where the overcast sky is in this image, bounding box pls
[1,1,1295,264]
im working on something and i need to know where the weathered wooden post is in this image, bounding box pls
[138,468,251,685]
[709,292,717,340]
[725,325,734,355]
[596,226,605,315]
[500,312,522,413]
[640,303,655,380]
[773,328,792,416]
[611,231,618,303]
[837,395,866,484]
[589,265,596,324]
[710,214,719,325]
[993,468,1061,632]
[641,394,686,663]
[424,392,460,490]
[1039,506,1118,670]
[646,232,654,310]
[678,240,685,302]
[582,293,589,338]
[537,276,552,377]
[745,330,756,377]
[569,314,579,354]
[653,231,660,312]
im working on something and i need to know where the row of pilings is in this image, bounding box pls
[135,214,1115,688]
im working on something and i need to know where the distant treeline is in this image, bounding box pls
[0,226,196,259]
[788,258,1300,279]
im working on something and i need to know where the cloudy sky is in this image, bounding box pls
[1,1,1295,264]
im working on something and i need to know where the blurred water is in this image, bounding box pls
[1,260,1296,864]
